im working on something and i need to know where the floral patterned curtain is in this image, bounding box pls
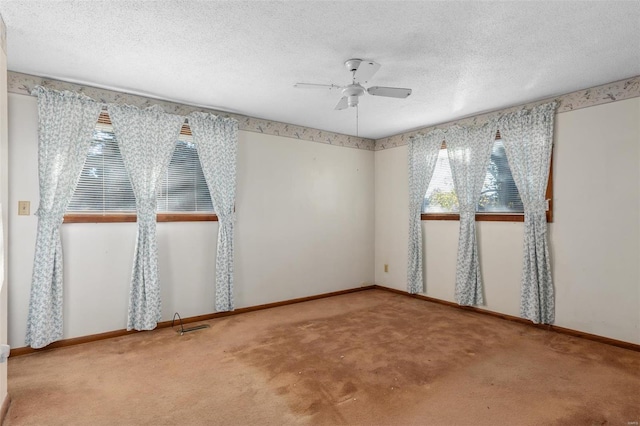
[108,104,184,331]
[407,130,444,294]
[188,112,238,311]
[26,87,102,348]
[499,102,557,324]
[446,124,495,306]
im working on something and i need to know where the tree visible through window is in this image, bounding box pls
[423,139,523,214]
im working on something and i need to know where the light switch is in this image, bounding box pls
[18,201,30,216]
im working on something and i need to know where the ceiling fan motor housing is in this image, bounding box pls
[343,83,365,107]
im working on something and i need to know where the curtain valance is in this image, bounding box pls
[29,85,240,129]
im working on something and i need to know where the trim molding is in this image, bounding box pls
[0,14,6,56]
[0,394,9,426]
[7,71,375,151]
[373,285,640,353]
[375,75,640,150]
[63,213,218,223]
[9,286,375,357]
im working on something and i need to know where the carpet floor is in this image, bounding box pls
[5,289,640,425]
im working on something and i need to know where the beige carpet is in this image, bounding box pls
[5,289,640,425]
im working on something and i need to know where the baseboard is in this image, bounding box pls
[373,285,640,353]
[10,284,638,356]
[0,393,9,426]
[10,285,376,357]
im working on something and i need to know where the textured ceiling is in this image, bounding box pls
[0,1,639,139]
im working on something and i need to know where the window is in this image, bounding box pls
[156,140,213,213]
[65,112,216,223]
[422,133,553,222]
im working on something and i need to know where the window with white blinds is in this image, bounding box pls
[156,139,213,212]
[478,139,523,213]
[423,138,523,214]
[67,120,214,214]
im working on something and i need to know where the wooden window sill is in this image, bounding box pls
[421,212,553,222]
[63,213,218,223]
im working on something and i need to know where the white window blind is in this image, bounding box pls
[157,139,213,212]
[423,139,523,214]
[67,119,214,213]
[479,139,523,213]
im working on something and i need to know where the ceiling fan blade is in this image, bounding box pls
[334,96,348,110]
[367,86,412,98]
[294,83,341,90]
[354,60,381,83]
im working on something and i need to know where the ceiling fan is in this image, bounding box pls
[294,59,412,110]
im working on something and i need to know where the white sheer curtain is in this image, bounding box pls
[187,112,238,311]
[407,130,444,294]
[499,102,557,324]
[26,87,102,348]
[108,104,184,331]
[446,124,495,306]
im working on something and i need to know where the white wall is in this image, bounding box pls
[7,92,375,347]
[7,90,639,348]
[375,97,640,344]
[551,98,639,342]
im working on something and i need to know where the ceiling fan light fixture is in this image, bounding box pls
[342,83,365,108]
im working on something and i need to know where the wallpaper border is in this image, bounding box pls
[7,71,639,152]
[375,75,640,150]
[7,71,376,151]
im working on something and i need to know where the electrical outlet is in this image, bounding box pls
[384,264,389,273]
[18,201,30,216]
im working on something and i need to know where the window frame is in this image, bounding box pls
[63,111,218,224]
[63,213,218,223]
[421,136,554,223]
